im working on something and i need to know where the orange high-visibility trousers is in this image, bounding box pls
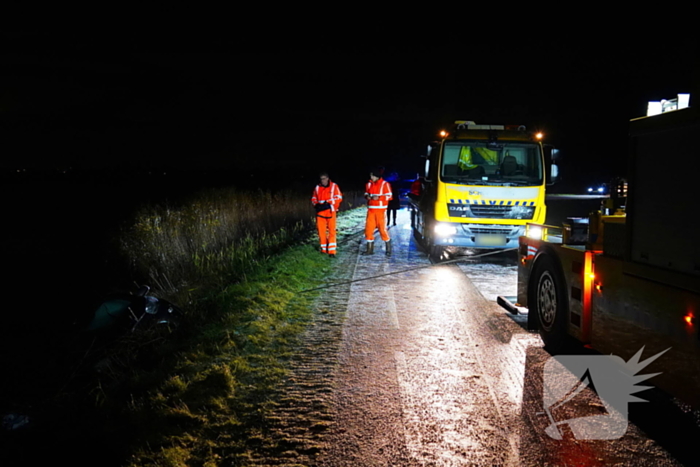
[316,213,337,255]
[365,209,390,242]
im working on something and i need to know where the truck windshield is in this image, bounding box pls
[440,141,543,186]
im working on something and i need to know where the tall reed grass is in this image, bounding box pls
[119,186,364,301]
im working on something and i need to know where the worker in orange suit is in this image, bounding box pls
[311,172,343,258]
[362,166,393,256]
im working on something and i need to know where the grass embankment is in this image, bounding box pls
[91,187,365,466]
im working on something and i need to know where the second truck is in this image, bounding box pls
[513,94,700,410]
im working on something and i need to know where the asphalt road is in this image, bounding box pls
[309,208,685,466]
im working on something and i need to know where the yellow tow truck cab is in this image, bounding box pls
[410,121,557,259]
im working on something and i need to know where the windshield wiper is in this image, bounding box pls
[447,179,539,187]
[449,180,497,186]
[500,180,530,186]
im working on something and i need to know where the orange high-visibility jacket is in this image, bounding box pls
[312,181,343,212]
[365,178,392,209]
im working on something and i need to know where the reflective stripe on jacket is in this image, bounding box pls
[365,178,392,209]
[312,182,343,212]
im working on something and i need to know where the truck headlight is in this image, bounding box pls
[527,226,543,240]
[434,223,458,236]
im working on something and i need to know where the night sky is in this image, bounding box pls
[2,27,697,191]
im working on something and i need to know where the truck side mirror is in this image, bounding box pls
[423,141,439,183]
[544,145,559,185]
[548,164,559,185]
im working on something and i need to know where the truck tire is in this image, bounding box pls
[430,244,447,262]
[423,224,446,262]
[530,254,570,353]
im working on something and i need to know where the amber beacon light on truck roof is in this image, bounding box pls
[439,121,544,141]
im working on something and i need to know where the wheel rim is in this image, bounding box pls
[537,271,557,330]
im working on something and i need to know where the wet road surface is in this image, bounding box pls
[271,208,689,466]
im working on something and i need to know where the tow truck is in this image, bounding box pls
[410,121,558,260]
[509,94,700,409]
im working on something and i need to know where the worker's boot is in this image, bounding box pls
[385,239,392,257]
[362,241,374,255]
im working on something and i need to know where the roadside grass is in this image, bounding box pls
[84,188,368,466]
[114,247,326,466]
[119,187,366,301]
[118,188,314,298]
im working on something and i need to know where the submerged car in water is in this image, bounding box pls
[87,285,182,333]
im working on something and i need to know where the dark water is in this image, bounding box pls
[2,176,188,388]
[3,176,184,336]
[0,178,136,463]
[2,175,238,376]
[0,172,255,464]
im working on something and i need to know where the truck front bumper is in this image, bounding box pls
[432,222,525,249]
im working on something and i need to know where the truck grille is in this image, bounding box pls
[469,205,512,218]
[468,227,515,235]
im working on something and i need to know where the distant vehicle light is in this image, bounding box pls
[587,184,607,194]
